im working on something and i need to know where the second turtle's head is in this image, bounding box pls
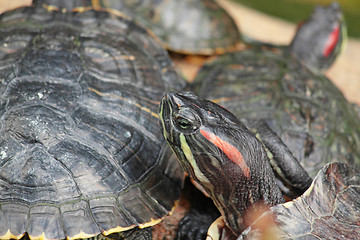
[290,2,346,70]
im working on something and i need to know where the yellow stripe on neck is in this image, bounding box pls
[180,134,210,184]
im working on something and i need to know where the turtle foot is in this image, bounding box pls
[176,178,220,240]
[176,210,211,240]
[103,228,152,240]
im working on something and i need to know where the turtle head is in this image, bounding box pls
[289,2,346,70]
[159,91,284,235]
[159,91,251,183]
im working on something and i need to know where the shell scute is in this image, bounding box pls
[28,205,65,240]
[60,200,100,238]
[0,203,28,238]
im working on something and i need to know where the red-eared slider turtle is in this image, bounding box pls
[159,92,360,240]
[0,2,186,240]
[191,2,360,178]
[38,0,241,55]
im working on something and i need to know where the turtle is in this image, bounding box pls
[191,2,360,179]
[37,0,242,55]
[0,2,186,240]
[158,91,360,239]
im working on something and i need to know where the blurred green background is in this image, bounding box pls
[232,0,360,38]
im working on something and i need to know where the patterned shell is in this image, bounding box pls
[192,48,360,177]
[0,4,185,240]
[40,0,241,55]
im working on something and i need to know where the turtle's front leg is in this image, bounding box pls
[176,179,220,240]
[243,119,313,199]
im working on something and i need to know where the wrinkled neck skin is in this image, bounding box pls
[190,126,284,236]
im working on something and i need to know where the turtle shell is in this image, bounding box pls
[39,0,241,55]
[239,162,360,239]
[0,4,185,240]
[192,48,360,177]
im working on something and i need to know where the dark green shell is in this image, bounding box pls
[192,48,360,177]
[239,162,360,239]
[40,0,241,55]
[0,4,185,240]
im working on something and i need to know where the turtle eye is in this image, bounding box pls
[175,117,193,130]
[172,108,201,133]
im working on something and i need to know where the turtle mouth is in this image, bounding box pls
[159,92,192,143]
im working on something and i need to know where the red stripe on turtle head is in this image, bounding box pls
[200,129,250,178]
[323,24,340,57]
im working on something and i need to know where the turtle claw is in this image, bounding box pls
[206,217,237,240]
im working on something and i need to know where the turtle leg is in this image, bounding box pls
[117,228,152,240]
[177,207,218,240]
[176,179,220,240]
[243,119,313,198]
